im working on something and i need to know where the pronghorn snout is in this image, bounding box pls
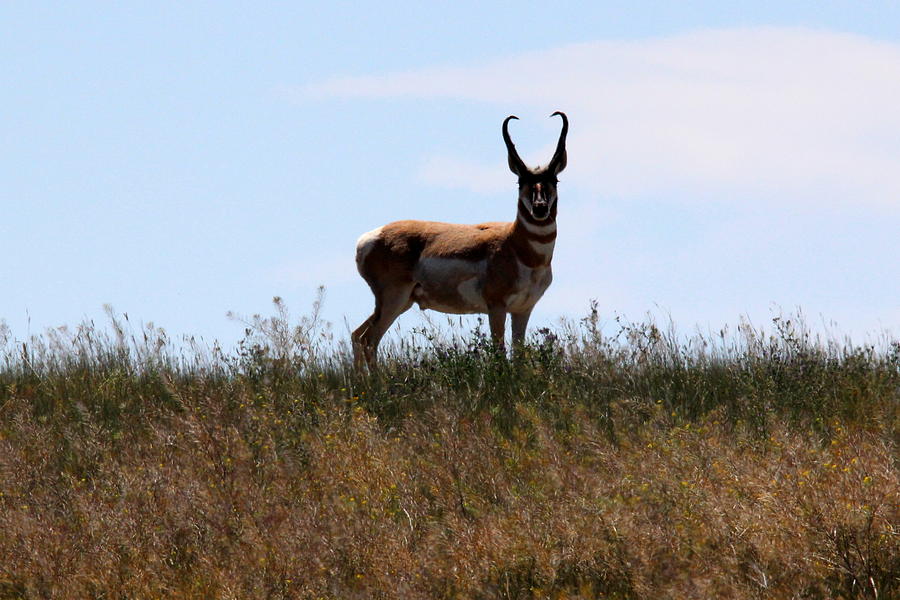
[531,183,550,219]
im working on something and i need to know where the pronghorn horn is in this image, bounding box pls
[502,115,528,176]
[549,111,568,175]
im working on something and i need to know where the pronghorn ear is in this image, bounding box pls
[502,115,528,176]
[548,111,568,175]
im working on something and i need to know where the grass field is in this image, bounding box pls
[1,299,897,599]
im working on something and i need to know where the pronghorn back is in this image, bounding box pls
[352,112,568,368]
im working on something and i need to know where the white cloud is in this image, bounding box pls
[305,27,900,208]
[301,27,900,339]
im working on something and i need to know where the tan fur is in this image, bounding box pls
[352,113,567,368]
[352,214,556,367]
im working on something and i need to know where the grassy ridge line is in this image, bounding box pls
[0,300,897,598]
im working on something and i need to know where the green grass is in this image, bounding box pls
[0,298,897,599]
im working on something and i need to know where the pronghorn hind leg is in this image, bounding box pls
[352,310,379,369]
[355,283,415,369]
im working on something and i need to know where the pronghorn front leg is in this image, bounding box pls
[511,309,532,350]
[488,307,507,351]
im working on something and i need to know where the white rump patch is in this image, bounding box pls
[355,226,383,269]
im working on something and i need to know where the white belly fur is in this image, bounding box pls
[411,257,551,315]
[505,263,552,314]
[413,257,489,314]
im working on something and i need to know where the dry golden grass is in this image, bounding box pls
[0,303,897,598]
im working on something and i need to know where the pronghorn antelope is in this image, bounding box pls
[352,111,568,368]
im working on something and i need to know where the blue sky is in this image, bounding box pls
[2,2,899,348]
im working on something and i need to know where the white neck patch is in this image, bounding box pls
[516,213,557,236]
[530,238,556,257]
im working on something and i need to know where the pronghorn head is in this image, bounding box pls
[503,111,568,221]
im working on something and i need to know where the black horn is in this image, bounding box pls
[548,111,568,175]
[502,115,528,176]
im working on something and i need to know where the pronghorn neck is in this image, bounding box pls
[511,200,557,267]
